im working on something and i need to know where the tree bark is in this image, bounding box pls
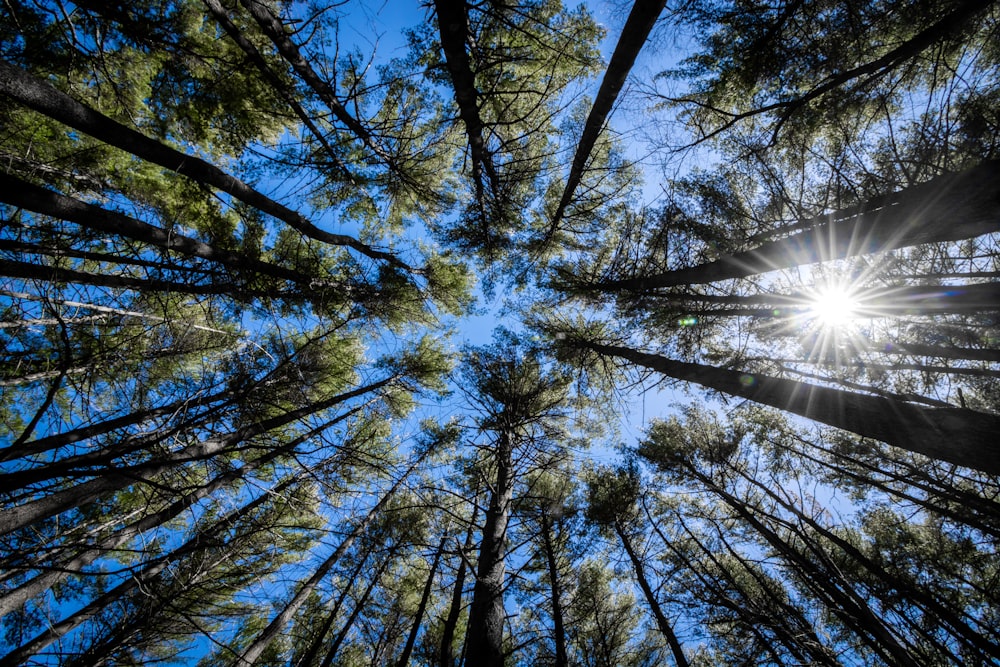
[0,470,306,666]
[465,431,514,667]
[587,159,1000,292]
[0,408,363,619]
[0,172,334,288]
[397,535,448,667]
[577,340,1000,475]
[291,554,370,667]
[539,513,568,667]
[0,375,396,537]
[439,500,478,667]
[0,59,408,270]
[432,0,497,199]
[614,521,689,667]
[550,0,666,232]
[231,451,426,666]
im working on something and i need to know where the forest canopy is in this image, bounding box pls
[1,0,999,665]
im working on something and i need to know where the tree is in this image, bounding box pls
[585,463,690,667]
[4,0,1000,664]
[459,338,572,667]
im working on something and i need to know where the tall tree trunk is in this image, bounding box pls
[0,173,331,288]
[549,0,666,232]
[656,504,839,667]
[397,534,448,667]
[0,257,268,298]
[465,431,515,667]
[681,461,921,667]
[1,385,236,463]
[0,59,406,270]
[439,499,479,667]
[292,554,371,667]
[574,340,1000,475]
[432,0,497,200]
[0,470,305,666]
[0,376,396,537]
[613,521,689,667]
[318,548,399,667]
[231,452,426,666]
[734,465,1000,661]
[196,0,351,179]
[585,159,1000,292]
[0,408,363,619]
[539,513,568,667]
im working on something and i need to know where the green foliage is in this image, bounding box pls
[3,0,1000,665]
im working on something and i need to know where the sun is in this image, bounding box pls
[808,286,860,328]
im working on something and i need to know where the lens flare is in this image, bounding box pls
[809,287,859,328]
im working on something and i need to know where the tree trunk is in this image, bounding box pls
[613,522,689,667]
[292,555,371,667]
[0,470,303,666]
[439,500,478,667]
[197,0,351,179]
[432,0,497,199]
[588,159,1000,291]
[0,59,405,270]
[655,503,839,667]
[735,465,1000,661]
[576,340,1000,475]
[465,431,515,667]
[550,0,666,231]
[231,452,425,666]
[1,385,236,463]
[539,513,568,667]
[0,172,330,288]
[0,408,362,619]
[693,466,921,667]
[0,376,396,537]
[397,535,448,667]
[318,548,399,667]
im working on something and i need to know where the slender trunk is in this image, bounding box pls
[318,548,399,667]
[787,433,1000,539]
[737,467,1000,661]
[1,385,235,463]
[0,257,268,297]
[539,513,568,667]
[656,504,838,667]
[613,522,689,667]
[588,158,1000,291]
[0,59,407,270]
[235,0,398,177]
[0,173,331,288]
[0,375,396,537]
[874,339,1000,363]
[231,452,426,666]
[198,0,352,179]
[292,555,370,667]
[0,471,305,666]
[397,535,448,667]
[0,237,217,274]
[682,462,920,667]
[440,500,479,667]
[575,340,1000,475]
[0,407,364,618]
[550,0,666,231]
[635,280,1000,315]
[432,0,498,201]
[465,431,515,667]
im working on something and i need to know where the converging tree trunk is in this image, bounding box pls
[572,339,1000,475]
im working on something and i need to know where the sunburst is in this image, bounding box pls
[808,285,861,328]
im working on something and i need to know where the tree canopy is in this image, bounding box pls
[2,0,999,665]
